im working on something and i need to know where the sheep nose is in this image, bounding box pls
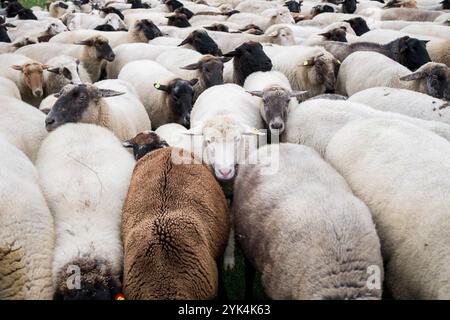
[34,89,43,97]
[264,60,273,70]
[45,117,55,128]
[270,122,283,130]
[182,114,191,127]
[218,169,232,178]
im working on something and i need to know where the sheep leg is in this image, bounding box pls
[216,257,228,300]
[244,258,256,300]
[223,226,235,271]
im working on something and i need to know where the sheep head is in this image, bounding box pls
[178,30,222,56]
[319,27,348,42]
[75,36,115,62]
[123,131,169,160]
[265,26,296,46]
[302,52,339,92]
[181,55,232,89]
[11,62,49,97]
[134,19,163,41]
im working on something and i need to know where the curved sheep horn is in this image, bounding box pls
[247,91,264,98]
[400,71,427,81]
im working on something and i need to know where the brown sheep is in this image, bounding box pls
[122,143,230,300]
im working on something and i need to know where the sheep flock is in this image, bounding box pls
[0,0,450,300]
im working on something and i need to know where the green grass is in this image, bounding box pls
[20,0,47,8]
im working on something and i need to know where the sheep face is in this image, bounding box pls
[167,13,191,28]
[179,30,222,56]
[17,8,37,20]
[104,14,127,31]
[181,56,232,89]
[46,21,68,36]
[400,63,450,101]
[263,8,295,25]
[442,0,449,10]
[11,62,49,97]
[204,24,229,33]
[75,36,115,62]
[303,52,338,92]
[54,258,121,300]
[45,84,124,131]
[284,0,302,13]
[47,58,83,86]
[319,27,348,43]
[154,79,198,128]
[224,41,273,86]
[311,5,335,17]
[165,0,184,12]
[135,19,163,41]
[248,87,306,135]
[6,1,23,18]
[266,27,296,46]
[397,37,431,72]
[174,7,194,20]
[123,131,169,160]
[344,17,370,36]
[340,0,358,14]
[0,22,11,43]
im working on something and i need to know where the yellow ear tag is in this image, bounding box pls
[337,59,341,64]
[154,83,160,89]
[303,60,309,66]
[448,18,450,22]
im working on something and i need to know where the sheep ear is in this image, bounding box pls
[97,89,125,97]
[247,90,264,98]
[178,37,191,46]
[153,82,170,92]
[319,32,330,38]
[41,64,50,70]
[223,50,236,57]
[400,71,427,81]
[47,67,61,74]
[181,62,201,70]
[242,126,266,136]
[75,39,94,46]
[220,56,233,63]
[122,140,135,148]
[289,90,307,98]
[267,30,279,37]
[11,65,23,71]
[189,78,199,86]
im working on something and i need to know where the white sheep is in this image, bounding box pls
[0,76,21,99]
[233,143,383,299]
[263,45,339,99]
[118,60,198,128]
[349,87,450,124]
[234,0,279,13]
[0,96,48,163]
[355,29,440,44]
[0,136,54,300]
[426,39,450,68]
[45,80,152,142]
[7,20,67,42]
[35,123,135,300]
[283,99,450,155]
[400,24,450,40]
[67,13,127,31]
[226,7,294,31]
[336,51,450,101]
[154,123,192,151]
[325,118,450,299]
[243,70,305,134]
[105,43,173,79]
[0,53,49,106]
[44,55,91,95]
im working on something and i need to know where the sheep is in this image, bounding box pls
[355,29,439,44]
[0,75,20,98]
[400,24,450,41]
[344,17,371,36]
[223,41,273,86]
[226,7,294,31]
[0,18,12,42]
[205,25,296,54]
[118,60,198,128]
[67,13,128,31]
[263,45,339,99]
[348,87,450,123]
[0,96,47,162]
[283,99,450,155]
[50,19,164,48]
[234,0,279,14]
[45,81,151,142]
[324,118,450,299]
[380,8,445,21]
[178,29,222,56]
[154,123,192,151]
[49,1,76,18]
[322,36,431,71]
[105,43,173,79]
[0,136,54,300]
[155,48,231,96]
[233,143,383,300]
[36,123,135,300]
[16,35,115,82]
[243,70,306,135]
[337,51,450,100]
[7,20,67,42]
[121,143,229,299]
[44,55,91,95]
[426,39,450,68]
[0,53,49,106]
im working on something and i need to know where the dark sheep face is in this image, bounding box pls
[136,19,163,40]
[284,0,302,13]
[344,17,370,36]
[45,84,124,131]
[101,7,124,20]
[56,1,69,9]
[94,24,116,32]
[401,64,450,101]
[6,2,23,18]
[18,8,37,20]
[304,53,338,91]
[76,37,115,61]
[174,7,194,19]
[181,56,232,88]
[128,0,150,9]
[204,24,229,33]
[153,79,198,127]
[224,41,273,86]
[123,131,169,160]
[340,0,358,14]
[167,13,191,28]
[442,0,450,9]
[319,27,347,42]
[399,37,431,71]
[165,0,183,11]
[179,30,221,56]
[0,23,11,43]
[311,4,335,16]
